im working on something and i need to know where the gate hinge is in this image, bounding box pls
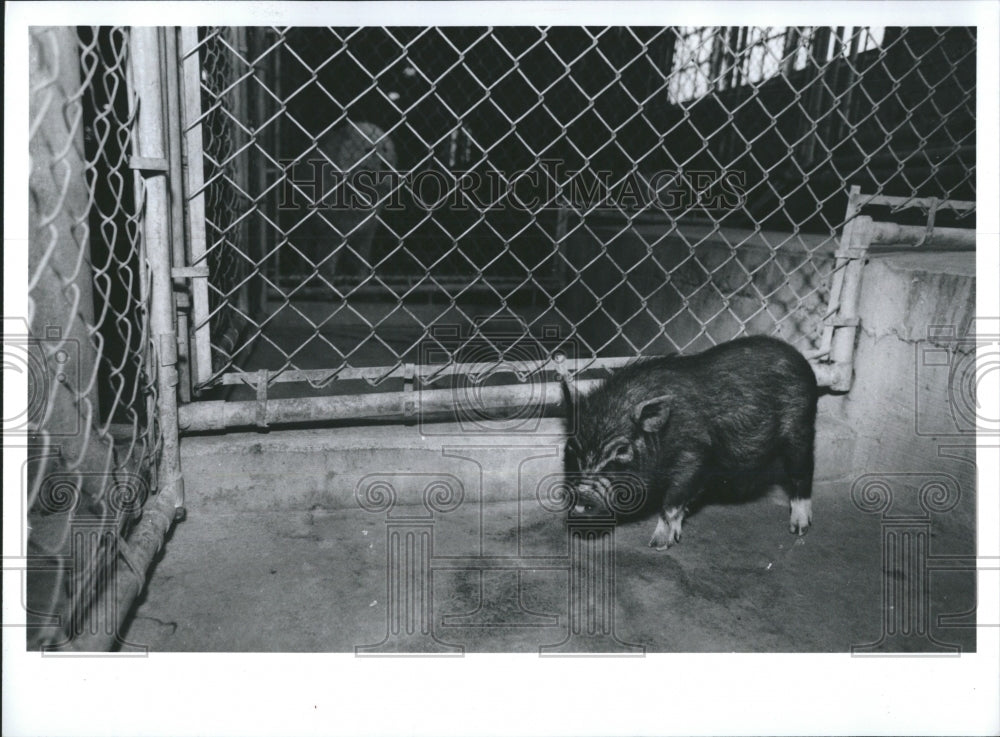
[913,196,939,247]
[552,352,571,381]
[834,247,869,260]
[835,214,873,259]
[172,266,210,279]
[823,316,860,328]
[129,156,169,173]
[255,370,269,428]
[158,333,178,367]
[402,363,416,418]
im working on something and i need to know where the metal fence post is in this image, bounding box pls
[163,26,192,403]
[129,26,185,511]
[826,186,871,392]
[178,27,213,387]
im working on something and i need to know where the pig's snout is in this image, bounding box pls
[570,482,608,517]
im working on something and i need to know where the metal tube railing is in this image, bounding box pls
[179,379,586,431]
[164,27,192,403]
[869,222,976,250]
[179,361,842,432]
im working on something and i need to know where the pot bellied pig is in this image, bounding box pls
[561,336,818,550]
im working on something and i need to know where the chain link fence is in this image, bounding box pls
[21,27,183,651]
[179,25,975,411]
[15,23,978,647]
[180,27,975,396]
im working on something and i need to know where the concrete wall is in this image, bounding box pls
[556,220,835,355]
[824,251,977,530]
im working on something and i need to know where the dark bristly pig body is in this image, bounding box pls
[561,336,818,550]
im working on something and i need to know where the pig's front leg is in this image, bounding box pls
[650,506,686,550]
[649,452,702,551]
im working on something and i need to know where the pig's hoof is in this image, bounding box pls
[789,498,812,535]
[649,512,683,550]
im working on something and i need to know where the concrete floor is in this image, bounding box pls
[120,461,976,654]
[139,217,981,657]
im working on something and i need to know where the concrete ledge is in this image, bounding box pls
[181,420,563,512]
[858,253,975,344]
[557,222,836,355]
[180,411,854,513]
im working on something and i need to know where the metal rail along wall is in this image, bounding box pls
[173,26,976,431]
[22,27,185,651]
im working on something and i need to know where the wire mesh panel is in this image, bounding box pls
[179,26,975,406]
[20,27,182,650]
[23,27,148,649]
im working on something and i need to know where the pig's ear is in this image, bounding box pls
[633,394,671,433]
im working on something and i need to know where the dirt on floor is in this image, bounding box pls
[120,479,976,655]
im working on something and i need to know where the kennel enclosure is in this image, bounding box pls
[23,25,976,649]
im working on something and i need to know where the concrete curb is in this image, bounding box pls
[180,413,854,513]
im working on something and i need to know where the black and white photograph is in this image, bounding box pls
[3,2,998,736]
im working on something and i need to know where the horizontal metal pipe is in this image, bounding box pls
[280,273,548,286]
[869,222,976,250]
[180,379,598,431]
[219,356,631,386]
[861,193,975,213]
[218,346,841,389]
[181,360,839,431]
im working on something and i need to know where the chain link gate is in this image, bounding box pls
[171,26,976,431]
[22,27,185,651]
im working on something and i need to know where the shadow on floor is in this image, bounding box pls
[120,480,976,654]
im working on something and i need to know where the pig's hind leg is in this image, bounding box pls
[782,436,814,535]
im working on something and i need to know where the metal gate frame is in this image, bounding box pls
[165,27,977,433]
[172,186,975,432]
